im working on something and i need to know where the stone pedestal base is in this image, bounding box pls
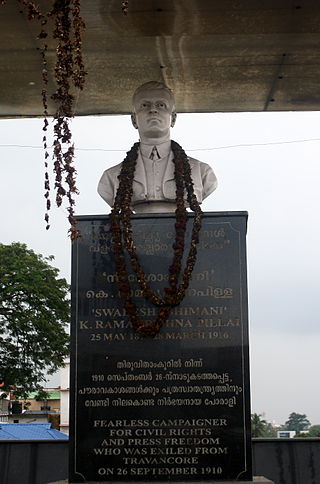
[50,477,274,484]
[69,213,252,483]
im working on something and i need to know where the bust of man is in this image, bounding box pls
[98,81,217,212]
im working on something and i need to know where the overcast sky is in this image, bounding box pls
[1,111,319,426]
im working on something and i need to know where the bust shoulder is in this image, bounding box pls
[187,156,218,199]
[103,161,123,178]
[187,156,210,169]
[97,162,123,206]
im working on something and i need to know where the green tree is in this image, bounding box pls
[262,422,277,438]
[285,412,311,432]
[295,425,320,438]
[0,242,69,398]
[251,413,268,438]
[308,425,320,437]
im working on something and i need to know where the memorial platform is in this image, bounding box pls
[69,213,251,482]
[53,476,274,484]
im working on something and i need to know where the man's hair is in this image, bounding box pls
[132,81,175,109]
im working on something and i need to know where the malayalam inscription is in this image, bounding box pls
[69,213,251,482]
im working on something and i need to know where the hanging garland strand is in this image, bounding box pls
[110,141,203,338]
[49,0,86,241]
[121,1,129,15]
[2,0,86,240]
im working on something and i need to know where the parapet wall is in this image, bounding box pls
[0,439,319,484]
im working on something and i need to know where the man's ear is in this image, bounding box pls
[171,111,177,128]
[131,113,138,129]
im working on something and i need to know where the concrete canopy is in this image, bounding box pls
[1,0,320,118]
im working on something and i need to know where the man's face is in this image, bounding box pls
[132,88,176,139]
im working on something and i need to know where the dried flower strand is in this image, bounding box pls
[110,141,203,338]
[2,0,87,239]
[121,1,129,15]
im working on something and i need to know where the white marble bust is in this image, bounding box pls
[97,81,217,212]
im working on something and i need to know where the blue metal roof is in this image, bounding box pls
[0,423,68,440]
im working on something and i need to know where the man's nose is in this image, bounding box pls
[149,104,158,113]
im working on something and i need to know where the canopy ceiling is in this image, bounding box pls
[1,0,320,117]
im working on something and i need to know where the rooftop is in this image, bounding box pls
[0,423,68,440]
[1,0,320,117]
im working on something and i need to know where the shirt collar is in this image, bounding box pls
[140,140,171,159]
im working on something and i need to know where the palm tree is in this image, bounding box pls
[251,413,267,438]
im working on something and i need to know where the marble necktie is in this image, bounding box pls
[149,146,161,160]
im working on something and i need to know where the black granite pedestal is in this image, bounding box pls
[55,478,274,484]
[69,212,252,483]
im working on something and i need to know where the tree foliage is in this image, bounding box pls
[262,422,277,438]
[295,425,320,438]
[0,242,69,398]
[251,413,268,438]
[285,412,311,432]
[307,425,320,437]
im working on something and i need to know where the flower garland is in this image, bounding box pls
[1,1,128,238]
[110,140,203,337]
[1,0,86,240]
[121,1,129,15]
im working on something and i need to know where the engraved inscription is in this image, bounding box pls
[70,215,251,482]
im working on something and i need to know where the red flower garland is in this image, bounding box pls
[110,140,203,337]
[1,0,86,240]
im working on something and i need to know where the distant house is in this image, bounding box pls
[0,422,68,440]
[25,389,61,412]
[0,398,9,417]
[277,430,296,438]
[7,410,57,425]
[60,357,70,435]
